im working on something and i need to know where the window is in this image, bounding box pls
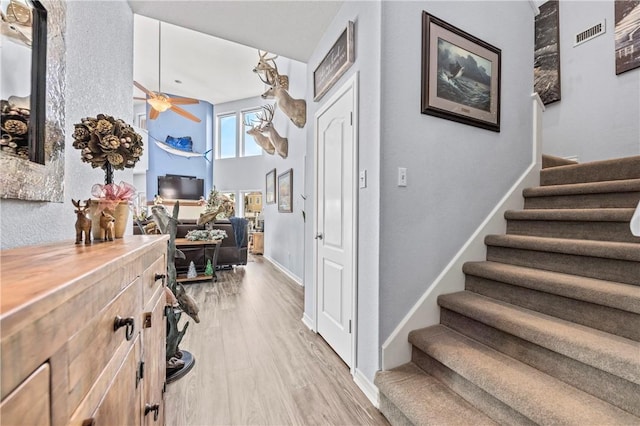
[218,114,237,159]
[217,108,265,159]
[242,109,263,157]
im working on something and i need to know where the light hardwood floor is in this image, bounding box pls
[165,255,389,426]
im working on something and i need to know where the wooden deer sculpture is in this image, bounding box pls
[259,105,288,159]
[253,50,289,91]
[73,199,92,245]
[100,211,116,241]
[260,72,306,128]
[243,117,275,155]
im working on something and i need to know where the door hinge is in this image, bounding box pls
[348,320,352,334]
[350,112,353,125]
[136,361,145,388]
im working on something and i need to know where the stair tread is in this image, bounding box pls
[540,156,640,186]
[505,208,636,221]
[409,325,640,424]
[463,261,640,314]
[485,234,640,261]
[375,363,497,426]
[437,291,640,383]
[524,178,640,197]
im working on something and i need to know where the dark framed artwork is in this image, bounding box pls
[421,12,501,132]
[265,168,276,204]
[535,0,561,105]
[313,21,355,101]
[615,0,640,75]
[277,169,292,213]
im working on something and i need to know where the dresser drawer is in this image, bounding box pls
[67,278,142,411]
[142,255,166,310]
[0,363,50,426]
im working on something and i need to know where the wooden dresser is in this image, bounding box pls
[0,235,169,426]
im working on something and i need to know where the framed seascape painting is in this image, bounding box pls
[534,0,561,105]
[421,12,501,132]
[615,0,640,75]
[278,169,292,213]
[265,168,276,204]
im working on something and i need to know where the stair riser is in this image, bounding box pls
[486,246,640,286]
[506,219,640,243]
[540,157,640,186]
[439,308,640,417]
[465,275,640,341]
[524,192,640,209]
[411,348,536,426]
[379,395,413,426]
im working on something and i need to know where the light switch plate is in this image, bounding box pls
[398,167,407,187]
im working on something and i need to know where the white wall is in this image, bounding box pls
[304,1,382,382]
[541,0,640,162]
[214,58,307,281]
[1,0,134,249]
[379,0,534,347]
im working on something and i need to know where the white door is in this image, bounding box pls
[315,78,357,367]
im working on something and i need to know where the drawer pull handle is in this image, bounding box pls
[145,403,160,421]
[113,316,135,341]
[154,273,166,282]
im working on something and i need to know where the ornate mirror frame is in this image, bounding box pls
[0,0,66,202]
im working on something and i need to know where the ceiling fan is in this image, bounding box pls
[133,21,201,123]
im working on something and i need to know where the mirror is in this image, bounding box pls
[1,0,47,163]
[0,0,64,202]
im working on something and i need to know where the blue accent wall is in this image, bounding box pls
[146,97,214,199]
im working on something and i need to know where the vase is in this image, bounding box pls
[90,200,130,240]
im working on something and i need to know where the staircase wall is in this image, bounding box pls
[541,1,640,162]
[379,1,537,366]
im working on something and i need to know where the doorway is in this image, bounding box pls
[314,74,358,369]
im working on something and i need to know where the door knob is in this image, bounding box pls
[315,233,323,240]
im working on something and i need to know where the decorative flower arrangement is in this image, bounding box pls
[91,181,137,215]
[185,229,227,241]
[72,114,144,175]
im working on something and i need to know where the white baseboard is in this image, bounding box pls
[263,255,303,285]
[353,369,379,408]
[302,312,315,331]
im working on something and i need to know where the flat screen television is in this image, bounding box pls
[157,175,204,200]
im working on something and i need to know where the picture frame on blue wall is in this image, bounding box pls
[421,11,501,132]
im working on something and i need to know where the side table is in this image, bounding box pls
[175,238,221,283]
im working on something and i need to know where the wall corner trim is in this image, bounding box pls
[353,368,380,408]
[302,312,315,331]
[529,0,540,16]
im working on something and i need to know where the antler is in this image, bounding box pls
[257,69,276,86]
[261,104,275,124]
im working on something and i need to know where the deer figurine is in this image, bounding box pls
[259,105,288,159]
[73,199,92,245]
[100,210,116,241]
[260,72,306,128]
[253,50,289,91]
[243,117,275,155]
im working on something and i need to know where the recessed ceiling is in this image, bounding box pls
[131,1,343,106]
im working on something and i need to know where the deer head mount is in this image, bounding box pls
[243,116,275,155]
[260,71,306,129]
[253,50,289,91]
[257,105,288,159]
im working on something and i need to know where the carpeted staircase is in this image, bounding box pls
[375,155,640,425]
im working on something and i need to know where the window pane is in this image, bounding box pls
[219,115,237,159]
[242,111,263,157]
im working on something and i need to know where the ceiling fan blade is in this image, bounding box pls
[170,105,201,123]
[133,97,147,101]
[148,108,160,120]
[133,80,155,98]
[167,97,199,105]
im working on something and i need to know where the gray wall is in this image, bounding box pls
[304,1,382,381]
[215,58,308,281]
[379,0,534,345]
[1,0,134,249]
[542,0,640,162]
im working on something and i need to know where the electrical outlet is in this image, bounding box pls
[398,167,407,187]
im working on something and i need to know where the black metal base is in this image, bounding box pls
[166,350,195,384]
